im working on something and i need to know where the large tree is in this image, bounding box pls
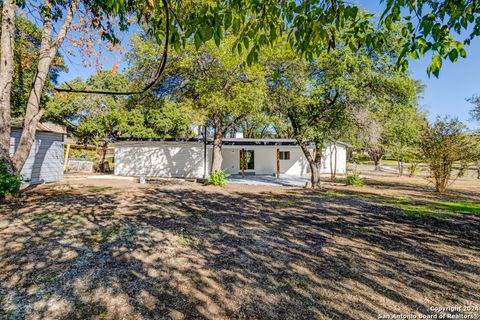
[7,16,67,119]
[130,36,266,172]
[264,24,418,187]
[384,105,426,176]
[0,0,134,174]
[355,87,423,172]
[264,41,363,187]
[48,70,192,171]
[469,95,480,122]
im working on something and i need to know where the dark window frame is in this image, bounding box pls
[279,151,290,160]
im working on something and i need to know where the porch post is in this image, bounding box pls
[64,144,71,172]
[276,148,280,178]
[203,125,207,179]
[241,148,245,178]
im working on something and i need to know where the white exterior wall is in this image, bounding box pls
[10,128,64,184]
[221,145,311,176]
[221,143,346,176]
[321,143,347,174]
[115,142,211,178]
[114,141,346,178]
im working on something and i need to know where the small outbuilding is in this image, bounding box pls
[114,138,348,179]
[10,123,66,184]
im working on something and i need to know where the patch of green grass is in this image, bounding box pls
[437,201,480,214]
[399,203,458,218]
[284,198,303,204]
[41,274,57,284]
[363,195,480,218]
[99,310,108,318]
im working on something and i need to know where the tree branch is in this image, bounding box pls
[222,115,246,136]
[55,0,171,96]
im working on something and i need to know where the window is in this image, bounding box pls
[279,151,290,160]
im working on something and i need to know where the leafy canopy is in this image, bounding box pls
[382,0,479,76]
[47,70,192,144]
[106,0,480,77]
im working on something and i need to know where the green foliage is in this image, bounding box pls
[263,27,419,183]
[367,195,480,218]
[167,36,266,125]
[468,95,480,123]
[321,191,480,217]
[46,70,193,144]
[407,163,422,177]
[384,103,426,174]
[419,117,472,193]
[346,172,364,187]
[351,153,370,163]
[204,170,228,187]
[0,159,22,199]
[4,15,67,119]
[69,149,96,161]
[382,0,478,76]
[127,1,376,66]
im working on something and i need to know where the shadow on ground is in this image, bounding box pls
[0,184,479,319]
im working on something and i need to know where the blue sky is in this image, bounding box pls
[57,2,479,129]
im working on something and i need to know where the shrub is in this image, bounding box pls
[204,170,228,187]
[346,172,364,187]
[351,153,370,163]
[0,159,22,199]
[419,117,472,193]
[407,163,422,177]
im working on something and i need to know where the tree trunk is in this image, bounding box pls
[0,0,15,165]
[372,155,382,171]
[210,112,223,172]
[310,161,321,188]
[98,141,109,172]
[11,0,80,172]
[476,160,480,179]
[330,143,337,179]
[298,138,322,188]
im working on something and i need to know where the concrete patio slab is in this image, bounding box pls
[227,174,309,187]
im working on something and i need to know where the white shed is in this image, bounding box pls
[10,123,66,184]
[114,138,348,178]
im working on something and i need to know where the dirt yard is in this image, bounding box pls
[1,174,479,320]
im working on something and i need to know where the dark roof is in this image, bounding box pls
[221,138,310,146]
[115,137,202,143]
[115,137,350,147]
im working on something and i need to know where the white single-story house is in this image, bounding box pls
[10,123,66,184]
[114,138,348,178]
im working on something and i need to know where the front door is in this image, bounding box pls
[240,149,255,174]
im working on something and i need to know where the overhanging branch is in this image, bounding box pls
[55,0,170,96]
